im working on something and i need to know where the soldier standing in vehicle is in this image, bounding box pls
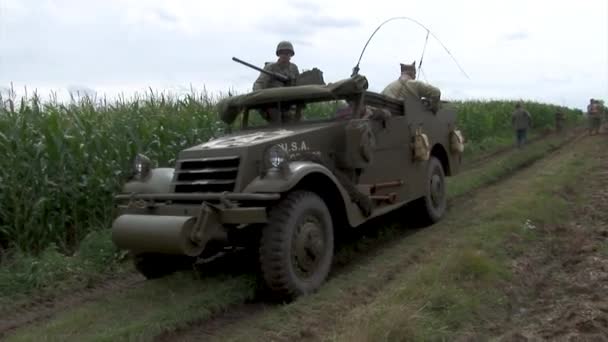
[251,41,301,124]
[512,102,532,148]
[252,41,300,91]
[587,98,601,135]
[381,61,441,113]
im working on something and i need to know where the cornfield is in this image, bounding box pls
[0,88,583,257]
[454,100,580,143]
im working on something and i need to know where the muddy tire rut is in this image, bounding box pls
[497,138,608,341]
[154,206,433,341]
[0,273,145,338]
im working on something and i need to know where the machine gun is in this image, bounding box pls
[232,57,292,85]
[232,56,326,87]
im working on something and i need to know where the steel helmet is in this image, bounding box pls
[276,41,295,56]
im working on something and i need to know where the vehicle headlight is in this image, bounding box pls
[264,145,288,169]
[132,153,152,180]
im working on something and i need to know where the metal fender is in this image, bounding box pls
[243,161,366,226]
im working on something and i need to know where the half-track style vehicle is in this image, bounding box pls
[111,72,464,300]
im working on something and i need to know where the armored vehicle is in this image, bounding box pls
[111,73,464,300]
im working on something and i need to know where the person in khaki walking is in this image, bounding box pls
[512,102,532,148]
[587,98,601,135]
[555,110,565,132]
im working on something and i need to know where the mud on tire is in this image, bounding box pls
[259,190,334,301]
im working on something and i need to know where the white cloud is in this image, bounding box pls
[0,0,606,110]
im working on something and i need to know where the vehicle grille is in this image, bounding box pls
[173,156,240,193]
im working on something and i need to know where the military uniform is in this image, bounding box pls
[512,104,532,148]
[381,62,441,113]
[252,41,301,124]
[587,99,601,135]
[252,62,299,90]
[252,41,300,91]
[555,110,565,132]
[381,79,441,103]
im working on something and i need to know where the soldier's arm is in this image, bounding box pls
[292,64,300,78]
[252,64,273,91]
[412,81,441,101]
[290,64,300,86]
[380,81,399,99]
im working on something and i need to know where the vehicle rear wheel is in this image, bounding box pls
[259,190,334,301]
[416,156,447,224]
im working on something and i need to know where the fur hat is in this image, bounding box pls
[400,61,416,75]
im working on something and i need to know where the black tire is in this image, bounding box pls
[134,253,189,279]
[259,190,334,300]
[416,156,447,225]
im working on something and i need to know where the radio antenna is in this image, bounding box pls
[351,16,470,80]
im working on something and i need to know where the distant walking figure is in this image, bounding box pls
[511,102,532,148]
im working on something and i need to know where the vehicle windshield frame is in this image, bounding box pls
[237,93,363,131]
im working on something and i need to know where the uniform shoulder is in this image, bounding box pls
[381,79,402,91]
[386,78,403,87]
[406,79,432,87]
[264,61,277,68]
[406,79,441,94]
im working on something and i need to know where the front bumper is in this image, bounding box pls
[114,192,281,203]
[111,192,279,256]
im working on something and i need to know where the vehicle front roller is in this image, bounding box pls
[259,190,334,300]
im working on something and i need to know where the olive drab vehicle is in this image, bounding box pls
[111,67,465,300]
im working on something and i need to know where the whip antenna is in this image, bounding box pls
[418,29,430,75]
[351,16,470,80]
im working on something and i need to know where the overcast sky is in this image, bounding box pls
[1,0,606,110]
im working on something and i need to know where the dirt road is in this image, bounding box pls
[3,129,604,341]
[165,132,608,341]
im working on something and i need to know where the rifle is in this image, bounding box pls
[232,57,291,84]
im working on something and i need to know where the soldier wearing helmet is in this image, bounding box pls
[252,41,300,91]
[381,61,441,113]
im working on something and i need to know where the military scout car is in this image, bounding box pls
[111,73,464,300]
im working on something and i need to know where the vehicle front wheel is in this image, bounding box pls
[416,156,447,225]
[259,190,334,301]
